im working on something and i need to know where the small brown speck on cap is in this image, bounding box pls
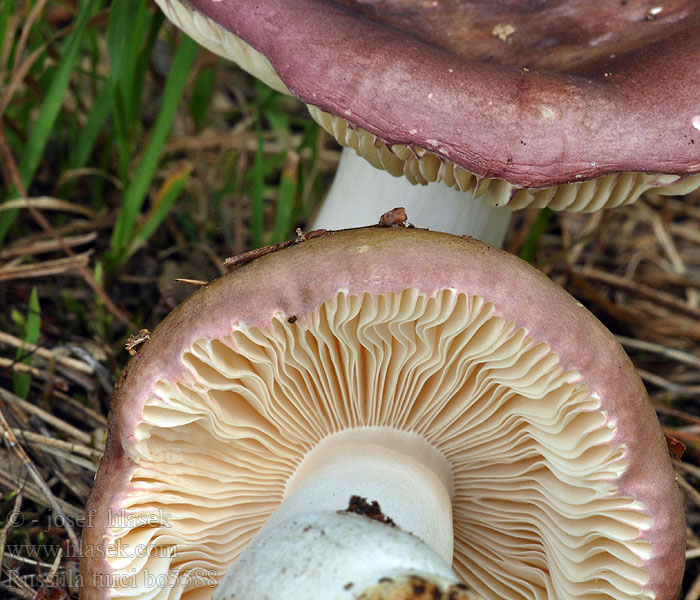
[355,574,478,599]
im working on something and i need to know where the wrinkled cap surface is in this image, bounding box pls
[158,0,700,209]
[81,228,684,600]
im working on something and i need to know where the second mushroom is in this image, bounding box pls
[155,0,700,246]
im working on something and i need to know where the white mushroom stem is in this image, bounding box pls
[310,147,512,247]
[213,428,462,599]
[213,513,466,600]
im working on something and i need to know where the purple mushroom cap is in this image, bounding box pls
[157,0,700,209]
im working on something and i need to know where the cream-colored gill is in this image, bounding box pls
[110,288,649,600]
[153,0,289,94]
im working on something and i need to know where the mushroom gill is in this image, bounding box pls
[108,287,651,600]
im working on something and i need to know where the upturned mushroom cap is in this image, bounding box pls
[156,0,700,210]
[81,227,683,600]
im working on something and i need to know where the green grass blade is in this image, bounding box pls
[296,119,322,218]
[249,122,265,248]
[106,0,156,180]
[519,208,552,263]
[255,79,289,133]
[127,164,192,258]
[0,0,98,243]
[105,0,130,174]
[106,1,129,79]
[68,78,113,169]
[190,66,215,131]
[131,11,164,121]
[110,35,198,262]
[13,287,41,399]
[0,1,11,69]
[270,152,298,243]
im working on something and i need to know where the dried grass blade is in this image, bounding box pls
[0,196,96,218]
[0,388,94,445]
[0,331,94,375]
[0,231,97,259]
[0,252,93,281]
[0,404,80,549]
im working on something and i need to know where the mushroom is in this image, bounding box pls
[154,0,700,245]
[80,227,684,600]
